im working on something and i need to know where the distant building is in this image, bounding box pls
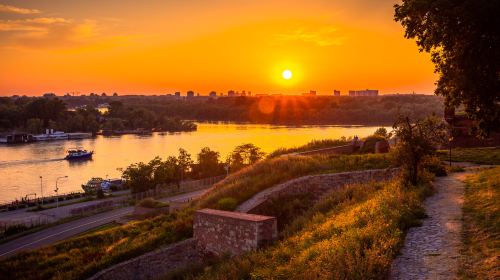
[302,90,316,96]
[187,91,195,98]
[228,90,235,97]
[174,92,181,97]
[348,89,378,97]
[333,90,341,96]
[209,91,217,97]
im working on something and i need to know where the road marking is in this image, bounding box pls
[0,209,132,258]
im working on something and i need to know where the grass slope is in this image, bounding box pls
[0,153,393,280]
[189,179,430,280]
[459,167,500,279]
[437,147,500,165]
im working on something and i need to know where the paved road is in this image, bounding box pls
[0,189,209,259]
[0,190,130,224]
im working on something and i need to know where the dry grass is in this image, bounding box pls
[196,153,393,210]
[437,147,500,165]
[459,167,500,279]
[189,179,430,280]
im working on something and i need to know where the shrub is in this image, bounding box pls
[96,188,105,199]
[137,198,168,208]
[359,135,386,153]
[422,156,447,177]
[216,197,237,211]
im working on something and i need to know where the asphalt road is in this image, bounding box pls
[0,189,209,259]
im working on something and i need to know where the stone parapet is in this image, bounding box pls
[193,209,277,256]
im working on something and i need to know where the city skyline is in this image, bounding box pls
[0,0,436,96]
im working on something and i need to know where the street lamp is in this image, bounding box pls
[448,136,454,167]
[55,176,68,208]
[39,176,43,206]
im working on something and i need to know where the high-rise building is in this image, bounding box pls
[333,90,341,96]
[348,89,378,97]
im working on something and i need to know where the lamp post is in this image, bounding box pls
[39,176,43,206]
[55,176,68,208]
[448,137,454,166]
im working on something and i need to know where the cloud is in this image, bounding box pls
[276,25,344,47]
[0,17,88,48]
[0,17,70,32]
[0,4,40,14]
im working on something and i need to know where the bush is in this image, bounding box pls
[422,156,447,177]
[359,135,385,153]
[216,197,237,211]
[96,188,105,199]
[137,198,168,208]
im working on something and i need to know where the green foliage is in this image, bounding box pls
[393,115,447,185]
[359,135,386,153]
[215,197,237,211]
[421,156,447,177]
[137,198,168,208]
[268,138,350,158]
[459,167,500,279]
[227,143,265,172]
[374,127,389,138]
[178,148,193,181]
[192,147,225,179]
[106,101,197,132]
[437,147,500,165]
[191,179,431,280]
[394,0,500,134]
[96,188,105,199]
[123,155,182,194]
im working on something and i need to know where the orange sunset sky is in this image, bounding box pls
[0,0,437,96]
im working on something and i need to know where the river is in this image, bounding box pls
[0,123,389,203]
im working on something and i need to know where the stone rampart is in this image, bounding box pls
[193,209,277,256]
[236,168,400,214]
[88,238,203,280]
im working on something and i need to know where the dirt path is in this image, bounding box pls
[389,171,470,280]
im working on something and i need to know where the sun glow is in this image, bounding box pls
[282,69,293,80]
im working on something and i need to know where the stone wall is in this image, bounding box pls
[291,144,355,156]
[88,238,203,280]
[193,209,277,256]
[236,168,400,214]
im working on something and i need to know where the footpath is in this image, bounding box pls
[389,166,486,279]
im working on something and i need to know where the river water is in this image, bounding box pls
[0,123,389,203]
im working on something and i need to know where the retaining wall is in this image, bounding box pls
[236,168,400,214]
[88,238,203,280]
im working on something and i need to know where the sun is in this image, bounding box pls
[282,69,293,80]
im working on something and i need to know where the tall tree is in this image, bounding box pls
[395,0,500,134]
[393,115,447,185]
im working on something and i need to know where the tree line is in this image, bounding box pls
[58,94,444,125]
[121,144,265,193]
[0,96,196,134]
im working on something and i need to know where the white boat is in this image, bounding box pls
[33,129,68,141]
